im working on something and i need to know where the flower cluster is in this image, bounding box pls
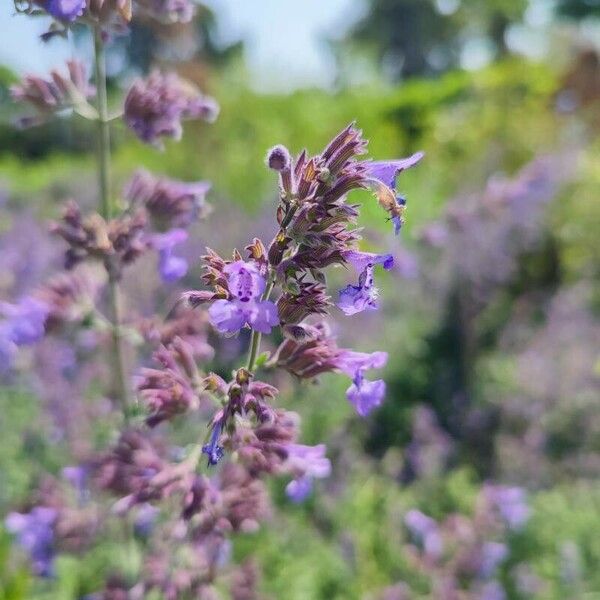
[10,59,94,127]
[4,6,425,591]
[124,70,219,147]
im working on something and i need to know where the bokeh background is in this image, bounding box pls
[0,1,599,598]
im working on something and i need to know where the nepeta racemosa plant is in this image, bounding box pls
[5,2,422,595]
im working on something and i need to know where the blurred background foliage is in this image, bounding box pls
[1,0,599,598]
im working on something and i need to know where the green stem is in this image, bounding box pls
[246,279,275,372]
[93,26,130,423]
[93,27,111,219]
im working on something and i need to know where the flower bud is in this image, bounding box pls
[265,145,291,172]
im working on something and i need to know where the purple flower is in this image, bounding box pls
[1,297,48,346]
[337,264,380,316]
[133,503,159,538]
[124,169,211,230]
[202,423,224,466]
[484,485,530,531]
[284,443,331,503]
[346,374,386,417]
[343,249,394,272]
[364,152,424,235]
[208,261,279,335]
[404,509,443,561]
[62,465,90,504]
[5,507,57,577]
[337,250,394,315]
[478,542,509,579]
[150,229,188,283]
[335,349,388,416]
[124,71,219,147]
[44,0,86,22]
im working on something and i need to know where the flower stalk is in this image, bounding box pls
[93,26,130,421]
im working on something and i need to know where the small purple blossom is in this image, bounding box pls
[62,465,90,504]
[202,423,225,466]
[284,443,331,503]
[343,249,394,272]
[5,507,57,577]
[149,229,189,283]
[124,71,219,147]
[336,349,388,416]
[1,297,49,345]
[478,542,509,579]
[338,264,380,315]
[484,485,530,531]
[208,261,279,334]
[364,152,424,234]
[44,0,86,22]
[404,509,443,561]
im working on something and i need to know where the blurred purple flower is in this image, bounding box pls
[338,264,380,316]
[5,507,57,577]
[208,261,279,334]
[1,297,49,345]
[149,229,189,283]
[124,169,211,230]
[202,422,225,466]
[484,485,530,531]
[62,465,90,504]
[124,71,219,147]
[478,542,509,579]
[404,509,443,561]
[336,350,388,416]
[475,580,506,600]
[284,443,331,503]
[42,0,86,22]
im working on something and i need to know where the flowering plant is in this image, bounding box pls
[4,1,423,595]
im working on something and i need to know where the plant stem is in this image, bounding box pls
[246,279,275,372]
[93,26,131,422]
[93,26,111,219]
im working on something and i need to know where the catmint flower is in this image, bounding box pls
[337,249,394,316]
[364,152,424,234]
[62,465,91,504]
[124,169,211,230]
[335,350,388,416]
[37,0,86,22]
[208,261,279,335]
[483,485,530,531]
[0,296,49,345]
[11,60,94,127]
[284,443,331,503]
[124,71,219,147]
[149,229,188,283]
[478,542,509,579]
[337,264,379,316]
[202,422,225,466]
[5,507,57,577]
[404,509,443,561]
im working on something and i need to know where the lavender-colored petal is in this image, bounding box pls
[158,252,188,282]
[249,300,279,334]
[366,152,425,189]
[1,297,48,345]
[337,283,379,316]
[47,0,86,22]
[285,476,313,503]
[202,424,224,466]
[343,250,394,272]
[224,261,265,302]
[208,300,246,334]
[346,377,385,416]
[335,350,388,377]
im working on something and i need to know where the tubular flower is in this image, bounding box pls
[283,443,331,503]
[208,261,279,335]
[11,60,94,127]
[364,152,424,234]
[337,249,394,316]
[149,229,189,283]
[124,71,219,147]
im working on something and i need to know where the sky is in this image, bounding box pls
[0,0,364,90]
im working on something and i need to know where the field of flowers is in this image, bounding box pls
[0,2,599,599]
